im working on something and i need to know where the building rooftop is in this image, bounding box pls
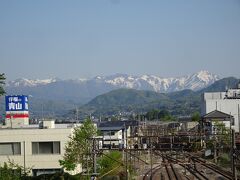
[203,110,233,121]
[0,123,80,130]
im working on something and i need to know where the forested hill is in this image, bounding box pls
[78,77,240,117]
[1,77,239,119]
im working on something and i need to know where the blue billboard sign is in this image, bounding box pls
[5,95,29,111]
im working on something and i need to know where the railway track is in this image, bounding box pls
[142,164,162,180]
[142,151,239,180]
[163,157,181,180]
[163,154,208,180]
[143,160,181,180]
[191,156,237,180]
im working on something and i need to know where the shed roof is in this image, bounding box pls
[203,110,233,121]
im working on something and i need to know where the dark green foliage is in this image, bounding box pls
[0,162,21,180]
[80,88,196,117]
[191,112,201,122]
[145,109,160,120]
[87,88,170,107]
[145,109,174,121]
[0,159,31,180]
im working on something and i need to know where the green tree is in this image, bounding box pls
[146,109,160,120]
[0,73,6,96]
[59,118,97,172]
[0,159,31,180]
[191,112,201,122]
[0,162,21,180]
[158,109,174,121]
[145,109,174,121]
[212,120,231,146]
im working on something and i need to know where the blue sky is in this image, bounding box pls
[0,0,240,80]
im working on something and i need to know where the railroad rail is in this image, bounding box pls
[142,164,162,180]
[191,156,237,180]
[163,154,208,180]
[141,151,239,180]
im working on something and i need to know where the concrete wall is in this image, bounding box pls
[0,127,80,175]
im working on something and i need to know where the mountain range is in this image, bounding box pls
[5,70,218,101]
[2,70,238,119]
[79,77,240,117]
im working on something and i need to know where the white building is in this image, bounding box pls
[98,120,138,149]
[0,120,82,176]
[202,84,240,132]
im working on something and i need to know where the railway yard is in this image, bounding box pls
[99,120,240,180]
[139,151,238,180]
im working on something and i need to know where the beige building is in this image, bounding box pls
[0,120,81,176]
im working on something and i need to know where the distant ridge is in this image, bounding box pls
[77,77,239,117]
[6,70,219,94]
[2,71,226,118]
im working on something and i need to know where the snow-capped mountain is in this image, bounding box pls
[93,70,219,92]
[6,70,219,92]
[2,71,220,118]
[6,78,59,87]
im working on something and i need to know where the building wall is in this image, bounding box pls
[101,127,131,148]
[103,130,123,146]
[202,92,240,132]
[0,127,80,175]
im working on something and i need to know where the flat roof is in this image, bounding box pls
[0,123,80,130]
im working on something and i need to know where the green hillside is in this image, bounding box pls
[1,77,239,119]
[78,77,240,117]
[80,88,197,116]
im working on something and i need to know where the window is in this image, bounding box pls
[32,141,60,155]
[104,131,115,136]
[0,142,21,155]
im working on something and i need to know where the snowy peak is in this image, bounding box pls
[6,71,219,92]
[195,70,218,83]
[183,71,219,90]
[98,70,219,92]
[6,78,58,87]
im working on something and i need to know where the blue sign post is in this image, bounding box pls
[5,95,29,111]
